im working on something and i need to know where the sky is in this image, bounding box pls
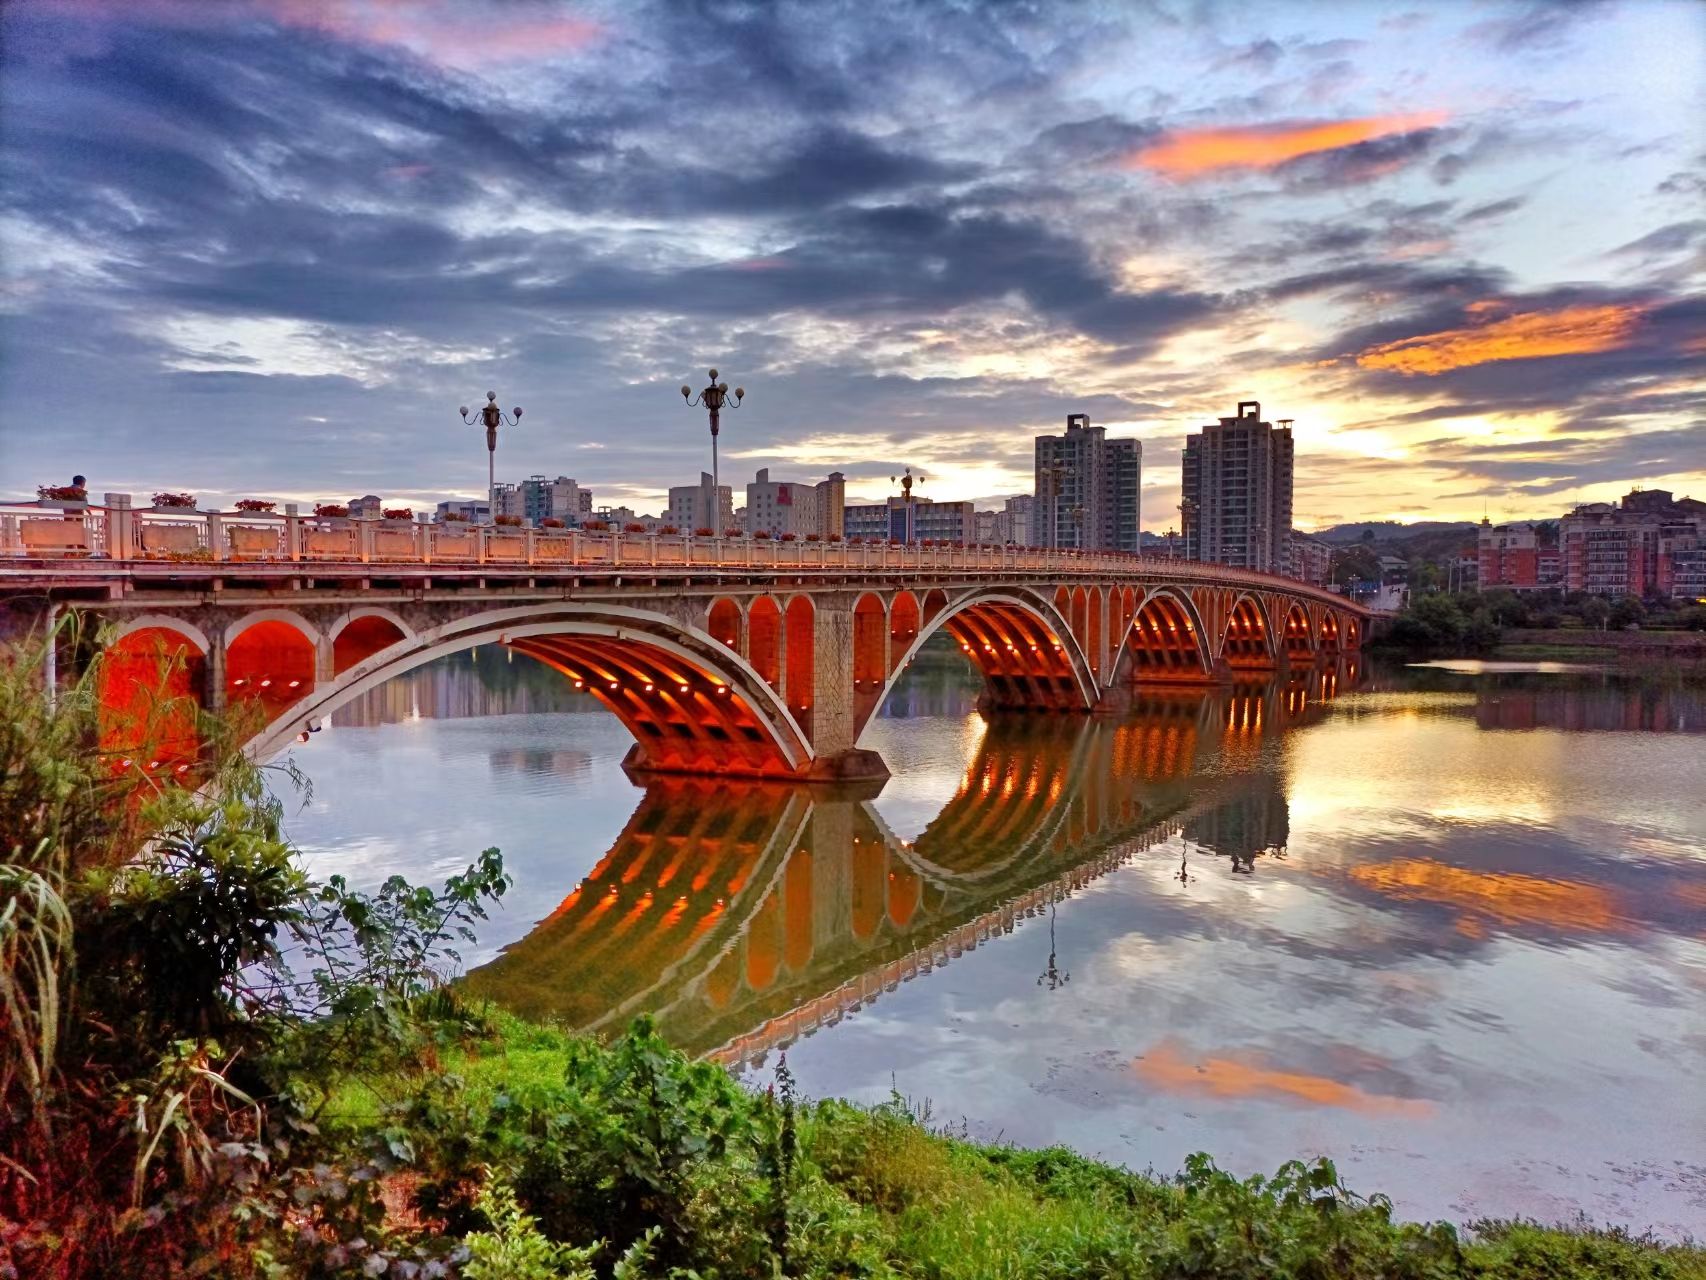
[1,0,1702,529]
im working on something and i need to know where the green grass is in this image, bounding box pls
[320,1010,1706,1280]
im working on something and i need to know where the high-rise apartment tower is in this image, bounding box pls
[1032,414,1141,551]
[1180,402,1294,573]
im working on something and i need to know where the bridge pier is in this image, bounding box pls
[808,595,890,781]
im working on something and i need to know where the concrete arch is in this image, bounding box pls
[222,606,320,648]
[248,602,818,780]
[855,586,1097,748]
[326,605,416,645]
[1279,601,1315,660]
[107,613,212,654]
[1222,592,1277,668]
[1107,585,1214,686]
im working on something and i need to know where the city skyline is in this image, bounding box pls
[1,0,1701,527]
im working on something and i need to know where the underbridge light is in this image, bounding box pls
[609,681,619,689]
[234,677,247,686]
[287,679,301,688]
[259,678,272,687]
[573,680,584,689]
[644,683,654,692]
[679,683,690,692]
[147,760,158,770]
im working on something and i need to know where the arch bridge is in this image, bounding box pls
[1,500,1366,782]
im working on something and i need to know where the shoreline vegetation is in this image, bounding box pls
[1373,589,1706,675]
[4,627,1703,1278]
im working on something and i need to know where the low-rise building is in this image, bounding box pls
[1288,531,1331,585]
[492,475,594,527]
[666,472,733,532]
[844,496,975,543]
[434,499,490,523]
[745,468,843,539]
[1477,519,1562,591]
[348,494,384,519]
[1561,489,1706,596]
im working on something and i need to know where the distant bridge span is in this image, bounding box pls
[0,496,1367,781]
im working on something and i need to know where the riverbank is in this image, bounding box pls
[317,1010,1706,1279]
[1495,627,1706,675]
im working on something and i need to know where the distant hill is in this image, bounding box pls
[1311,520,1480,545]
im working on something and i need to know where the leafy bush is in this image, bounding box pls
[152,491,196,508]
[314,503,349,518]
[234,499,276,512]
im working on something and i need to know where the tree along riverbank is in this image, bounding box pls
[1373,590,1706,672]
[5,625,1704,1279]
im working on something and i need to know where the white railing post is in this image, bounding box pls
[104,492,134,559]
[357,518,374,564]
[205,511,225,561]
[283,504,302,561]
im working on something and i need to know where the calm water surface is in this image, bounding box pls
[280,645,1706,1234]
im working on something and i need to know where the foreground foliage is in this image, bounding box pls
[2,626,1701,1278]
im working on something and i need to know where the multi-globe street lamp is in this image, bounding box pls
[1038,462,1068,550]
[680,369,744,516]
[460,392,522,523]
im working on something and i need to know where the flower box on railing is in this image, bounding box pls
[151,491,196,510]
[779,533,797,542]
[694,527,715,538]
[382,508,414,521]
[623,522,647,534]
[313,503,349,518]
[540,517,565,529]
[37,485,88,504]
[494,514,524,527]
[753,530,772,541]
[582,520,610,532]
[723,528,743,538]
[658,525,680,536]
[234,499,276,512]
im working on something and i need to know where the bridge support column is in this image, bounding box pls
[806,597,888,782]
[205,632,228,715]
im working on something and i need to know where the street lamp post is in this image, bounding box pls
[459,392,522,523]
[680,369,744,521]
[1039,462,1068,550]
[890,466,925,542]
[1177,498,1197,562]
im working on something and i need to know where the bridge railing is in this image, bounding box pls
[0,494,1363,610]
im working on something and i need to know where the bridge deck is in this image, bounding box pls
[0,501,1367,617]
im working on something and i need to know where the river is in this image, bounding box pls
[278,642,1706,1235]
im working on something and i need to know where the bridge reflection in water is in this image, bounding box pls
[463,659,1361,1063]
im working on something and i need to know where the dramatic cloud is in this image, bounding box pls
[1127,112,1448,178]
[1352,302,1647,375]
[0,0,1700,522]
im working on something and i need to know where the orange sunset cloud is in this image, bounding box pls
[1134,1039,1434,1117]
[1346,859,1622,932]
[1128,112,1447,177]
[1354,303,1646,375]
